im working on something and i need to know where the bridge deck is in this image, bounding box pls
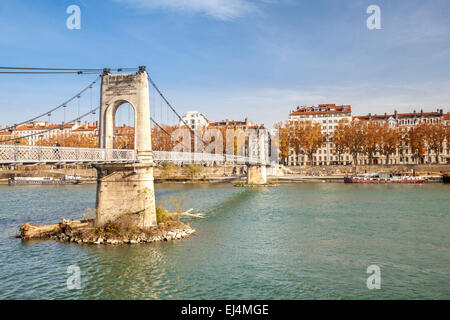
[0,145,261,165]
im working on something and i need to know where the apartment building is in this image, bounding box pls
[354,109,450,165]
[288,104,352,166]
[179,110,209,130]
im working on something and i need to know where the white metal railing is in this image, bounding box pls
[152,151,260,165]
[0,144,136,164]
[0,145,262,165]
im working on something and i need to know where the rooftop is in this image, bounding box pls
[290,104,352,116]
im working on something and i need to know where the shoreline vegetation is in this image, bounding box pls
[19,218,197,244]
[18,199,205,244]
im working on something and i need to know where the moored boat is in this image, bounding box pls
[443,174,450,184]
[344,172,425,184]
[8,175,82,185]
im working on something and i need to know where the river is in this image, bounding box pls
[0,183,449,299]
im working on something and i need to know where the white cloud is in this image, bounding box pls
[115,0,257,20]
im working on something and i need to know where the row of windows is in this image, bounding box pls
[289,156,449,166]
[292,113,351,119]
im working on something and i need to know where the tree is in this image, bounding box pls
[293,121,325,166]
[361,121,382,165]
[151,125,177,151]
[406,122,428,164]
[274,121,290,165]
[379,123,399,165]
[345,120,365,166]
[332,119,349,165]
[114,127,134,149]
[36,133,98,148]
[0,134,28,145]
[425,121,446,163]
[185,164,203,180]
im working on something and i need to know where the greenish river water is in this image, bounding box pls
[0,183,449,299]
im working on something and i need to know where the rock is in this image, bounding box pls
[176,233,182,239]
[130,240,137,244]
[181,232,187,238]
[167,231,176,237]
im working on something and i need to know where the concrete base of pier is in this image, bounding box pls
[246,164,267,185]
[94,163,157,229]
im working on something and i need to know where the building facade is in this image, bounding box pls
[288,104,352,166]
[354,109,450,165]
[179,110,209,131]
[286,105,450,166]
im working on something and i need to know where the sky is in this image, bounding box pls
[0,0,449,128]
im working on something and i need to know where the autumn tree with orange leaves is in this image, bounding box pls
[151,125,177,151]
[379,123,400,165]
[36,133,98,148]
[425,121,446,163]
[361,121,382,165]
[343,120,365,166]
[274,121,290,165]
[406,122,428,164]
[332,119,350,165]
[293,121,325,166]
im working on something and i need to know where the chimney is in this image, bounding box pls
[440,109,443,115]
[95,120,98,128]
[45,121,49,127]
[85,121,88,129]
[394,110,398,119]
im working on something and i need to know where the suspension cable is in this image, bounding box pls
[0,76,100,132]
[147,74,209,146]
[0,107,100,144]
[150,117,191,151]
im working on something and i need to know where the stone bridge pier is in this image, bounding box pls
[246,128,268,185]
[95,67,157,229]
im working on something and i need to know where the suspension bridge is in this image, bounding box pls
[0,66,271,229]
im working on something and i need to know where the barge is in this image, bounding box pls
[8,175,82,185]
[344,173,424,184]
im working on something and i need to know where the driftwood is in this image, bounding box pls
[19,219,94,239]
[168,208,205,219]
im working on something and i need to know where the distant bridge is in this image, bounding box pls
[0,144,259,165]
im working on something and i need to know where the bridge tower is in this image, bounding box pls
[94,67,157,229]
[246,128,268,185]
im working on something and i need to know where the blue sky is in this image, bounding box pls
[0,0,449,128]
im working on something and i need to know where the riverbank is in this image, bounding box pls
[2,163,448,184]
